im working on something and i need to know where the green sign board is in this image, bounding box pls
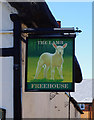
[25,36,74,92]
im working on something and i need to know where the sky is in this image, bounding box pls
[46,2,92,79]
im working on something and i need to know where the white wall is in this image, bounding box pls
[2,57,13,118]
[0,2,2,108]
[49,93,69,118]
[0,2,17,118]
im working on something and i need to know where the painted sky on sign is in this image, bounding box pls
[46,2,92,79]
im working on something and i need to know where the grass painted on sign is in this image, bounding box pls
[27,56,73,83]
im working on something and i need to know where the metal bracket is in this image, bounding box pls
[14,64,20,71]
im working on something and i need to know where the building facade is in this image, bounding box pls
[0,1,83,119]
[71,79,93,119]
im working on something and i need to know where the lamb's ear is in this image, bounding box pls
[52,43,57,48]
[63,43,67,48]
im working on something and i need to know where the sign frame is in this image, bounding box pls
[25,34,75,92]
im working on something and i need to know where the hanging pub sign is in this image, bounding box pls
[25,34,75,92]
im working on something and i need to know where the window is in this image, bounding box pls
[78,104,85,110]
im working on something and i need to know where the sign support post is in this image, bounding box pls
[10,14,22,120]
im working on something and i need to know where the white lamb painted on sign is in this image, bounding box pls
[34,43,67,80]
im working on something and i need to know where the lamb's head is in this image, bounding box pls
[52,43,67,55]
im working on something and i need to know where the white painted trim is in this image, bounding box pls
[0,31,13,34]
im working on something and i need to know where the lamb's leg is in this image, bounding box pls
[44,66,49,79]
[34,64,41,79]
[51,67,55,80]
[34,60,44,79]
[57,66,63,79]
